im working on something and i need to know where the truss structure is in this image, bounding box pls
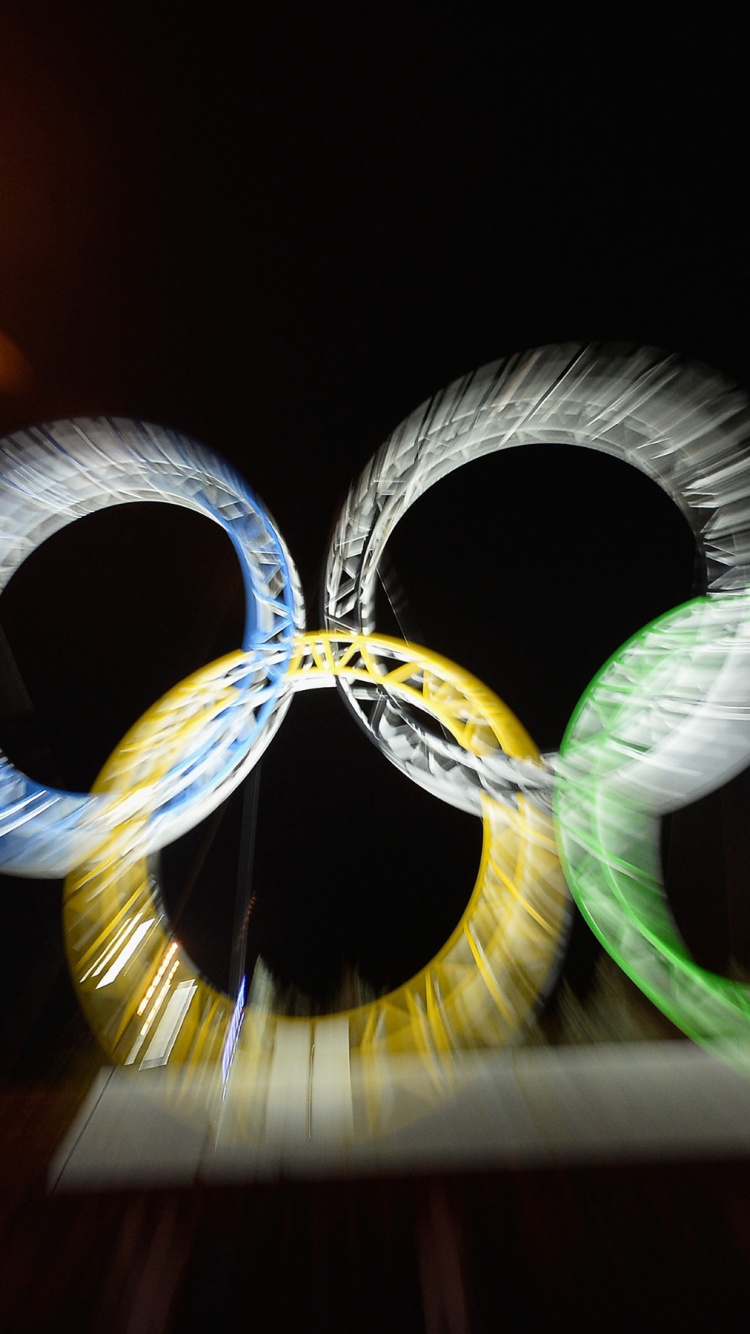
[325,343,750,807]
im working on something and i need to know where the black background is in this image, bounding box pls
[0,6,747,1059]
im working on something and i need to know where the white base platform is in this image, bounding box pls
[50,1041,750,1190]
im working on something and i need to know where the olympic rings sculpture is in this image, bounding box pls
[2,341,750,1103]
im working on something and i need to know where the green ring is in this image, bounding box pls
[554,593,750,1071]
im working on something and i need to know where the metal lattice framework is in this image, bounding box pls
[63,633,569,1089]
[324,343,750,808]
[0,418,303,876]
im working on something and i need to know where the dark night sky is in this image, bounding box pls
[0,8,747,1059]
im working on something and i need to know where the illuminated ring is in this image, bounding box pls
[0,418,304,877]
[324,344,750,809]
[63,632,569,1109]
[555,592,750,1066]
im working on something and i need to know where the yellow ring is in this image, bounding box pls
[64,633,569,1126]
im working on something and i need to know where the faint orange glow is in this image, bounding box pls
[0,330,33,394]
[137,941,179,1016]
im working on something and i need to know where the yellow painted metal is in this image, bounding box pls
[63,632,568,1084]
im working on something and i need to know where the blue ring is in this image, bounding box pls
[0,417,303,877]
